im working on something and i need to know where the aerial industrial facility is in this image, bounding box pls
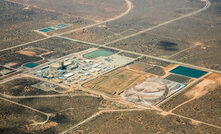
[33,48,133,86]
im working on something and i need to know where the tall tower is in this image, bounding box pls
[61,61,65,70]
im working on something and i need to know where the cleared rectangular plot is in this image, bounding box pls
[83,67,150,97]
[126,62,152,72]
[165,74,190,83]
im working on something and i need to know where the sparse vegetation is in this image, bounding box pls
[0,0,220,133]
[0,78,59,96]
[0,100,47,133]
[71,110,221,133]
[136,57,171,67]
[15,96,103,133]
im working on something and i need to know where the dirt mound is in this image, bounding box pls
[121,78,170,106]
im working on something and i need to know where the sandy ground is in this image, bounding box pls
[26,121,58,131]
[127,63,149,72]
[18,50,36,57]
[185,79,218,99]
[4,62,18,67]
[206,73,221,84]
[35,121,58,131]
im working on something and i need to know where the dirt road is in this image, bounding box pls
[104,0,211,46]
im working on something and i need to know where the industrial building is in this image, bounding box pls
[32,48,134,86]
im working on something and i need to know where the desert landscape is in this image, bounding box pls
[0,0,220,133]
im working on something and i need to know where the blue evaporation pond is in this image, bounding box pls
[24,63,40,68]
[170,66,208,78]
[39,27,55,32]
[54,24,69,29]
[58,24,68,27]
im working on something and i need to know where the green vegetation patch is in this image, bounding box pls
[83,49,114,59]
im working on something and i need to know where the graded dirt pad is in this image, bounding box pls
[0,66,14,73]
[126,62,152,73]
[0,77,59,96]
[70,110,220,134]
[11,0,127,22]
[20,48,49,56]
[206,73,221,84]
[13,95,124,133]
[83,67,151,97]
[3,62,18,68]
[18,50,36,57]
[184,79,218,99]
[0,99,47,134]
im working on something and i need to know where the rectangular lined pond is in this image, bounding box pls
[39,24,69,33]
[24,63,40,68]
[170,66,208,78]
[39,27,56,32]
